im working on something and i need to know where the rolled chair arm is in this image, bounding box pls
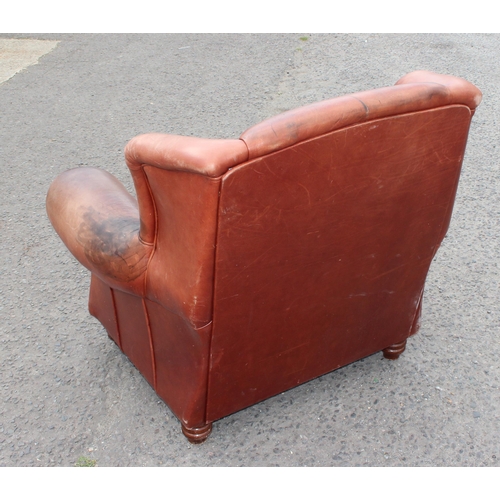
[46,167,153,294]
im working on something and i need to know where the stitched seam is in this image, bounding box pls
[202,175,225,424]
[140,165,158,298]
[139,165,159,388]
[142,297,157,391]
[109,287,122,350]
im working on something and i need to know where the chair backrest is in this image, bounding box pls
[204,71,481,420]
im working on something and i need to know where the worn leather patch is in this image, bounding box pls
[77,207,149,282]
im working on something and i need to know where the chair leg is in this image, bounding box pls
[382,340,407,360]
[181,422,213,444]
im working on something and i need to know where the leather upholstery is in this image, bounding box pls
[46,71,481,441]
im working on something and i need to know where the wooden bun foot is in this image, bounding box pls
[181,422,213,444]
[383,340,407,360]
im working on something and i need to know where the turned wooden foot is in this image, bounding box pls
[383,340,407,360]
[181,422,213,444]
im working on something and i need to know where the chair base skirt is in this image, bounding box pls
[89,274,417,442]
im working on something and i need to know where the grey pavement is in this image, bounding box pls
[0,33,499,466]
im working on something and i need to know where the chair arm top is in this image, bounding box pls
[125,133,249,178]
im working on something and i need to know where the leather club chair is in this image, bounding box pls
[46,71,482,443]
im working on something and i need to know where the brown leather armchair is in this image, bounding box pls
[46,71,481,443]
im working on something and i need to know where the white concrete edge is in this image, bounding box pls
[0,38,60,84]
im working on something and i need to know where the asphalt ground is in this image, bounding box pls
[0,33,499,467]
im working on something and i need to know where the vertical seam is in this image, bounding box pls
[140,164,159,297]
[139,165,158,390]
[142,297,157,391]
[203,175,223,424]
[434,111,472,243]
[409,288,424,336]
[109,287,122,350]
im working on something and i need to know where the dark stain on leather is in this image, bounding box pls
[77,207,149,281]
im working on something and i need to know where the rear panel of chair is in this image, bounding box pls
[207,105,472,421]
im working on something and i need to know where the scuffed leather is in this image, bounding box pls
[208,104,474,420]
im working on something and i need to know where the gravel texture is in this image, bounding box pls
[0,33,499,467]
